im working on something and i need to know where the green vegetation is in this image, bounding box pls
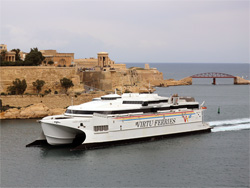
[7,78,27,95]
[32,79,45,94]
[48,60,54,65]
[0,47,45,66]
[75,92,81,96]
[0,61,25,66]
[11,49,21,61]
[0,50,7,62]
[24,48,45,66]
[44,89,51,95]
[60,77,74,93]
[124,89,132,93]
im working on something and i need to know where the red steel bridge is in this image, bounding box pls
[190,72,236,85]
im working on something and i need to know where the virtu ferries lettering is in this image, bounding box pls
[136,118,176,128]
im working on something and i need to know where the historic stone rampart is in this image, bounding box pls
[81,68,164,92]
[0,66,83,94]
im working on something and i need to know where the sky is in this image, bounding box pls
[0,0,249,63]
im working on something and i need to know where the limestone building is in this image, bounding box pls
[19,51,28,61]
[40,50,74,67]
[75,52,126,71]
[97,52,114,67]
[0,44,16,62]
[0,44,7,51]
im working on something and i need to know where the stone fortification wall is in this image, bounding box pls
[81,68,164,92]
[0,66,83,94]
[110,68,164,90]
[82,71,113,91]
[135,69,164,86]
[1,93,104,109]
[111,64,127,71]
[75,58,98,69]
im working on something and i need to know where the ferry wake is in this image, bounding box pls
[27,93,211,150]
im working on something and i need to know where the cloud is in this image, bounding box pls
[1,0,249,63]
[1,25,68,52]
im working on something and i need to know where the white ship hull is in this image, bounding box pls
[39,109,210,149]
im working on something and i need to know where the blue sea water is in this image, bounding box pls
[1,63,249,187]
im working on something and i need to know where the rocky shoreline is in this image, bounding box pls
[0,103,65,120]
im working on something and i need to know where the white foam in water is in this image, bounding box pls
[209,118,250,127]
[211,123,250,132]
[209,118,250,132]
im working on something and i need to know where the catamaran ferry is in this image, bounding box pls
[27,93,211,150]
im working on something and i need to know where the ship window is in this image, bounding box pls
[101,97,121,100]
[54,117,71,119]
[147,100,168,104]
[151,108,158,112]
[94,125,109,132]
[123,101,143,104]
[170,104,199,109]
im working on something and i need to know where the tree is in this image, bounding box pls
[32,79,45,94]
[48,60,54,65]
[60,77,74,93]
[44,89,51,95]
[7,78,27,95]
[11,49,21,61]
[0,50,7,62]
[24,48,45,66]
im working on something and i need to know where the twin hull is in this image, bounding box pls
[40,109,210,147]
